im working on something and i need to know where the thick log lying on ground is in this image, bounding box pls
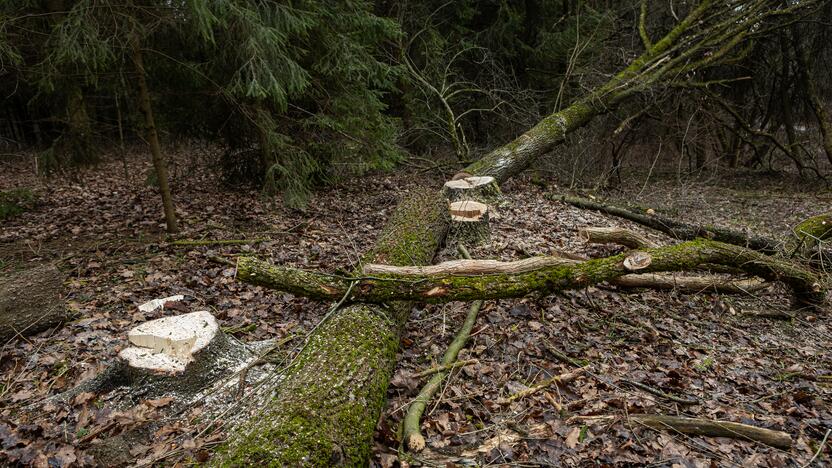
[579,226,657,249]
[1,264,68,343]
[214,189,449,466]
[237,239,823,308]
[574,414,791,449]
[559,195,780,253]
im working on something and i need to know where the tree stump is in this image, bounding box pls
[449,200,490,244]
[443,176,501,203]
[0,264,68,343]
[117,310,249,398]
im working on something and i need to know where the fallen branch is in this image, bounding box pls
[404,245,482,453]
[412,359,479,379]
[572,414,792,449]
[170,238,269,247]
[558,195,780,253]
[579,226,657,249]
[619,379,699,405]
[237,239,824,308]
[501,367,588,403]
[611,273,767,294]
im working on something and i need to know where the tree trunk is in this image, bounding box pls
[0,265,67,343]
[794,30,832,166]
[214,189,448,465]
[131,35,178,234]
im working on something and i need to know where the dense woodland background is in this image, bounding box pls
[2,1,832,466]
[2,0,831,212]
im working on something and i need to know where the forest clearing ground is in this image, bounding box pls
[0,148,830,466]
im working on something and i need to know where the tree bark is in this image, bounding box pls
[236,239,823,308]
[131,34,178,234]
[0,265,67,343]
[214,189,448,465]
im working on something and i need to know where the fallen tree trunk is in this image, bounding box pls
[237,239,823,308]
[559,195,780,253]
[214,190,449,465]
[1,264,68,344]
[579,226,657,249]
[610,273,767,294]
[573,414,792,449]
[215,2,824,463]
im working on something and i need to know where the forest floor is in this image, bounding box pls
[1,147,830,467]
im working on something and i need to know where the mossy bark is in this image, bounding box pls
[238,239,824,309]
[214,189,448,466]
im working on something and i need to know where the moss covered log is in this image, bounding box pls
[213,189,448,466]
[237,239,824,309]
[788,212,832,260]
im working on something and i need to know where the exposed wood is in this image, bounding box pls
[579,226,657,249]
[449,200,490,244]
[449,200,488,218]
[0,264,68,344]
[237,239,823,307]
[442,176,501,203]
[367,257,766,295]
[623,251,652,271]
[558,195,779,253]
[573,414,792,449]
[611,273,767,294]
[364,256,578,276]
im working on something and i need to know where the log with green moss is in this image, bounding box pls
[788,212,832,259]
[213,189,448,466]
[237,239,824,309]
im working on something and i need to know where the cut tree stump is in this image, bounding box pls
[117,310,249,398]
[442,176,501,203]
[449,200,490,244]
[0,264,68,343]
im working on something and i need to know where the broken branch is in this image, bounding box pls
[237,239,823,308]
[573,414,792,449]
